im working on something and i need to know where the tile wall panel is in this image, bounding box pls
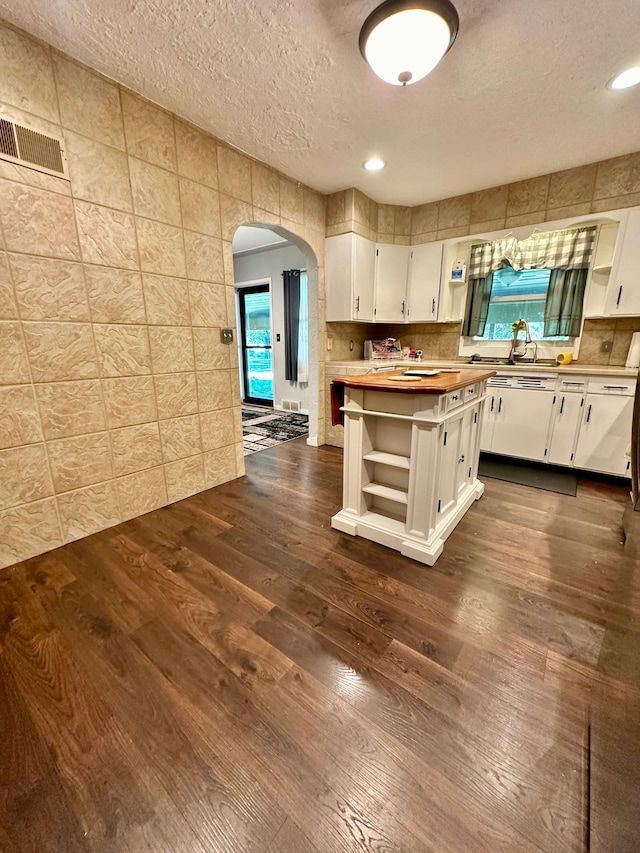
[0,20,326,567]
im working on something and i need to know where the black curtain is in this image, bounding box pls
[283,269,300,381]
[543,267,588,338]
[463,272,494,337]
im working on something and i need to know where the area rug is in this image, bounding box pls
[479,453,578,496]
[242,406,309,455]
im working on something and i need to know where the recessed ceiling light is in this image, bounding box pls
[363,158,386,171]
[359,0,459,87]
[610,67,640,90]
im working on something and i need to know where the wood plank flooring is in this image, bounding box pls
[1,439,639,852]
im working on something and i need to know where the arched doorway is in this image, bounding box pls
[229,222,321,447]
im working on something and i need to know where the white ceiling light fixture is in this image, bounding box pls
[609,67,640,90]
[363,157,386,171]
[359,0,459,87]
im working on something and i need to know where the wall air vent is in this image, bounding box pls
[282,399,301,412]
[0,117,68,179]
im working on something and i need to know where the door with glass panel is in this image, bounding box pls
[239,284,274,405]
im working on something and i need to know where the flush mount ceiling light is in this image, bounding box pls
[363,157,386,171]
[359,0,459,86]
[609,67,640,90]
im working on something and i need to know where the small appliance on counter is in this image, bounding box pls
[364,338,403,360]
[556,351,573,365]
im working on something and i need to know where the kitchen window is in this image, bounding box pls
[481,267,567,340]
[463,226,597,340]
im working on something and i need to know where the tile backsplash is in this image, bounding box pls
[580,318,640,366]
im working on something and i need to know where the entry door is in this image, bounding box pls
[239,284,273,405]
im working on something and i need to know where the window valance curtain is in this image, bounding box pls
[469,226,598,279]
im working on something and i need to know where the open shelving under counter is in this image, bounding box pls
[330,368,496,565]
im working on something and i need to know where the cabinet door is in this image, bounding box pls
[437,412,463,517]
[574,394,633,476]
[490,388,554,461]
[325,234,375,321]
[479,393,496,452]
[548,393,583,466]
[607,209,640,316]
[374,244,409,322]
[353,234,376,321]
[407,243,443,321]
[457,408,476,495]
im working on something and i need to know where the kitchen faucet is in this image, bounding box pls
[509,319,538,363]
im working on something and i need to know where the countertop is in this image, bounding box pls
[326,358,638,378]
[331,368,496,394]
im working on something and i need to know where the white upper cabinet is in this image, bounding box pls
[406,242,443,322]
[374,244,410,322]
[326,233,376,322]
[605,208,640,316]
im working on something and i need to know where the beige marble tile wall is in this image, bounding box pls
[580,318,640,366]
[0,21,326,569]
[326,153,640,244]
[380,322,464,360]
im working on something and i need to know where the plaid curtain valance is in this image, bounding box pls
[469,226,598,278]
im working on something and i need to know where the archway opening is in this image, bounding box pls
[230,222,320,447]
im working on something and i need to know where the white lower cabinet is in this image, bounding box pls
[480,373,635,477]
[548,392,584,466]
[574,394,633,477]
[480,383,555,462]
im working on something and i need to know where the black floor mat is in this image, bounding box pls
[478,454,578,496]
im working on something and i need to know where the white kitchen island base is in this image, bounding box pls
[330,370,494,566]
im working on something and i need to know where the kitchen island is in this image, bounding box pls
[331,368,496,565]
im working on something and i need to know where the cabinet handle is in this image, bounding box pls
[355,295,360,312]
[490,396,494,412]
[616,285,623,306]
[586,404,592,423]
[560,396,565,414]
[432,298,436,314]
[603,385,629,390]
[498,396,503,414]
[459,454,465,464]
[401,300,405,315]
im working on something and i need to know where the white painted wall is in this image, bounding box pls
[233,243,310,412]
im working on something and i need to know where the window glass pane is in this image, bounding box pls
[243,290,271,346]
[246,347,273,400]
[480,267,567,340]
[484,299,546,340]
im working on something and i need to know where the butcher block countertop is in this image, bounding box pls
[331,368,496,394]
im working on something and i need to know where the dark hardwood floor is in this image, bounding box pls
[1,439,639,852]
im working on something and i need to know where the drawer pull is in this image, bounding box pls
[603,385,629,390]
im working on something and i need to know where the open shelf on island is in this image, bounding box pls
[362,450,411,469]
[362,482,409,504]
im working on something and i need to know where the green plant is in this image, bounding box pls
[511,318,527,335]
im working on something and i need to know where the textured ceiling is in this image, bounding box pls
[2,0,639,205]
